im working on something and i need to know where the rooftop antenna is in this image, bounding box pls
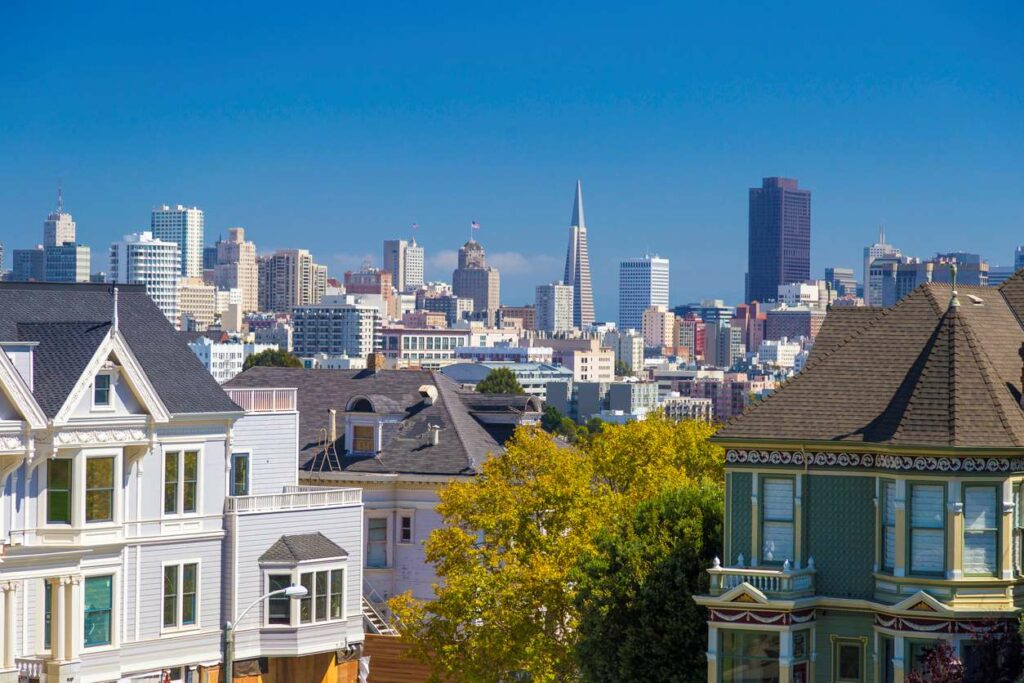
[949,263,960,308]
[878,221,885,245]
[112,287,119,332]
[57,180,64,214]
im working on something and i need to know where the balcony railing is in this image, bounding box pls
[17,657,46,679]
[226,486,361,513]
[225,387,297,413]
[707,557,816,598]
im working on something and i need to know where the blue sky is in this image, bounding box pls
[1,1,1022,318]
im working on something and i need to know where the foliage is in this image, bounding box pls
[391,417,725,682]
[574,481,723,682]
[614,359,632,377]
[539,404,588,443]
[475,367,525,395]
[907,640,963,683]
[242,348,302,370]
[961,620,1024,683]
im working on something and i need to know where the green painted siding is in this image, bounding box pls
[813,610,874,683]
[807,474,875,599]
[729,472,752,565]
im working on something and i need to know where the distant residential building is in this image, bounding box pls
[108,231,181,325]
[151,204,204,278]
[497,305,536,331]
[442,361,573,399]
[12,246,45,281]
[535,281,574,333]
[619,255,670,332]
[43,244,90,282]
[452,239,500,325]
[705,320,744,368]
[379,326,471,368]
[765,305,827,341]
[383,238,425,293]
[215,227,259,312]
[253,320,293,351]
[563,347,615,383]
[603,329,645,374]
[677,314,707,360]
[345,268,397,320]
[178,277,218,330]
[825,266,857,297]
[548,380,660,423]
[661,395,714,422]
[455,343,554,365]
[402,310,448,328]
[641,305,675,351]
[564,180,595,329]
[863,227,902,305]
[989,266,1015,287]
[43,194,76,247]
[746,177,811,303]
[257,249,326,312]
[187,337,277,383]
[203,244,218,270]
[293,294,382,358]
[756,338,802,369]
[301,353,368,369]
[417,291,474,327]
[731,302,767,355]
[673,299,734,324]
[673,370,776,422]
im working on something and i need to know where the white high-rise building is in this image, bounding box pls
[152,204,204,278]
[535,281,574,333]
[618,255,670,332]
[43,193,76,247]
[863,227,901,306]
[108,231,181,325]
[564,180,595,328]
[383,238,426,293]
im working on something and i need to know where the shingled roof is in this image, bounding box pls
[716,279,1024,449]
[259,533,348,564]
[0,283,241,417]
[225,367,509,476]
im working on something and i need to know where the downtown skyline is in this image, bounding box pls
[2,2,1022,318]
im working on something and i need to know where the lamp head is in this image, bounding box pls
[284,585,308,599]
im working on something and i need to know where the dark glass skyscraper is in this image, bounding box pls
[746,177,811,303]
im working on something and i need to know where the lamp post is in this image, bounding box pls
[222,584,307,682]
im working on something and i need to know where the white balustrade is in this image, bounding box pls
[707,564,816,597]
[226,486,361,513]
[225,388,297,413]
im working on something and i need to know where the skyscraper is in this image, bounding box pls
[43,188,76,247]
[108,232,181,325]
[39,189,90,282]
[563,180,594,329]
[215,227,259,312]
[824,266,857,297]
[863,227,901,306]
[12,247,45,281]
[452,239,500,325]
[257,249,327,312]
[746,177,811,303]
[618,255,669,332]
[535,281,574,333]
[152,204,204,278]
[383,238,425,293]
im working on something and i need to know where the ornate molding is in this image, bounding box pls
[708,608,815,626]
[54,427,148,447]
[0,433,24,451]
[726,449,1024,474]
[875,613,1014,634]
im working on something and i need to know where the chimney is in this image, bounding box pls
[428,424,440,446]
[418,385,438,406]
[366,352,386,372]
[328,408,337,444]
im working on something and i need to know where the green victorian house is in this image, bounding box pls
[696,275,1024,683]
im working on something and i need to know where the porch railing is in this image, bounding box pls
[225,388,297,413]
[707,557,816,598]
[226,486,361,513]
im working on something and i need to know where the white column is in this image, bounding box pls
[706,624,719,683]
[53,578,66,662]
[2,581,16,670]
[67,576,82,660]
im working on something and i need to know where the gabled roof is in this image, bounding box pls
[225,367,507,476]
[717,282,1024,449]
[259,532,348,564]
[0,283,241,417]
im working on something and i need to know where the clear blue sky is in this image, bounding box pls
[1,1,1022,318]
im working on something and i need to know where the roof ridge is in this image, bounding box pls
[430,371,481,470]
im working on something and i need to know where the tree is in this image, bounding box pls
[614,359,632,377]
[475,367,525,395]
[962,620,1024,683]
[390,418,725,682]
[907,640,963,683]
[242,348,302,370]
[574,481,723,682]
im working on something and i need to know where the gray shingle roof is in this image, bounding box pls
[259,532,348,564]
[0,282,241,417]
[717,282,1024,449]
[225,367,505,476]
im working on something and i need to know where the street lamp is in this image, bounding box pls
[222,584,307,681]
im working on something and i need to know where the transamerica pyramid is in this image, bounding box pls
[563,180,594,328]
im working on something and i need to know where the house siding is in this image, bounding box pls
[812,610,874,683]
[728,472,752,565]
[232,412,299,495]
[807,474,875,599]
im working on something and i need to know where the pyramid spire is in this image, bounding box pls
[571,179,585,229]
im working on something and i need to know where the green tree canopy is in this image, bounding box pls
[475,367,525,395]
[614,359,632,377]
[242,348,303,370]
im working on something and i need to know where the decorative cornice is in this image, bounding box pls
[54,427,149,447]
[874,613,1014,634]
[0,433,24,452]
[708,608,815,626]
[727,449,1024,474]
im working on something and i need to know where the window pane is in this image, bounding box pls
[353,426,374,453]
[763,479,793,520]
[315,571,328,621]
[884,528,896,570]
[183,452,198,513]
[44,581,52,649]
[94,375,111,405]
[964,487,996,530]
[84,576,113,647]
[762,521,794,563]
[911,486,944,528]
[182,564,197,626]
[163,565,178,627]
[883,481,896,525]
[300,573,313,623]
[965,532,997,575]
[164,452,179,514]
[911,529,944,573]
[838,643,861,679]
[47,460,72,524]
[267,574,291,625]
[368,518,388,568]
[85,457,114,523]
[911,485,945,574]
[330,569,343,619]
[231,454,249,496]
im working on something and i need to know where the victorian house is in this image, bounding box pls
[0,282,364,683]
[697,274,1024,682]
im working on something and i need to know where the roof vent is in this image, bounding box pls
[966,294,984,305]
[418,385,438,406]
[428,424,441,446]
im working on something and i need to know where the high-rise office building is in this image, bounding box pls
[641,305,676,351]
[535,281,574,333]
[44,244,91,282]
[383,238,425,293]
[746,177,811,303]
[256,249,326,312]
[151,204,204,278]
[563,180,595,329]
[292,295,382,358]
[12,247,45,282]
[43,189,76,247]
[618,255,669,332]
[824,266,857,298]
[877,253,989,308]
[108,232,181,325]
[863,227,902,306]
[215,227,259,312]
[452,239,500,325]
[1015,246,1024,272]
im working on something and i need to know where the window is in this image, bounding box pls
[297,570,343,625]
[330,569,344,619]
[721,630,779,683]
[399,514,413,544]
[93,374,111,407]
[230,453,250,496]
[267,574,291,625]
[300,573,313,623]
[835,640,863,682]
[47,459,72,525]
[762,478,794,563]
[964,486,998,576]
[367,518,388,568]
[85,457,114,523]
[910,484,944,574]
[84,575,113,648]
[352,426,374,453]
[163,563,198,629]
[44,580,52,650]
[164,450,199,515]
[882,480,896,571]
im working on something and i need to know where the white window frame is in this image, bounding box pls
[261,563,349,627]
[160,559,202,634]
[346,416,380,455]
[230,452,251,497]
[162,447,202,518]
[40,450,122,530]
[366,514,391,569]
[909,482,945,576]
[91,372,114,411]
[81,569,120,652]
[761,476,795,565]
[963,484,999,578]
[83,451,119,526]
[42,456,74,527]
[397,511,414,545]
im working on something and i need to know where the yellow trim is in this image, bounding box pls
[830,635,868,683]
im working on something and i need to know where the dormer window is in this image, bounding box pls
[352,426,375,453]
[93,374,112,407]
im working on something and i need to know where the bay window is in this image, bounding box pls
[963,485,998,576]
[721,630,780,683]
[761,478,794,564]
[909,484,944,574]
